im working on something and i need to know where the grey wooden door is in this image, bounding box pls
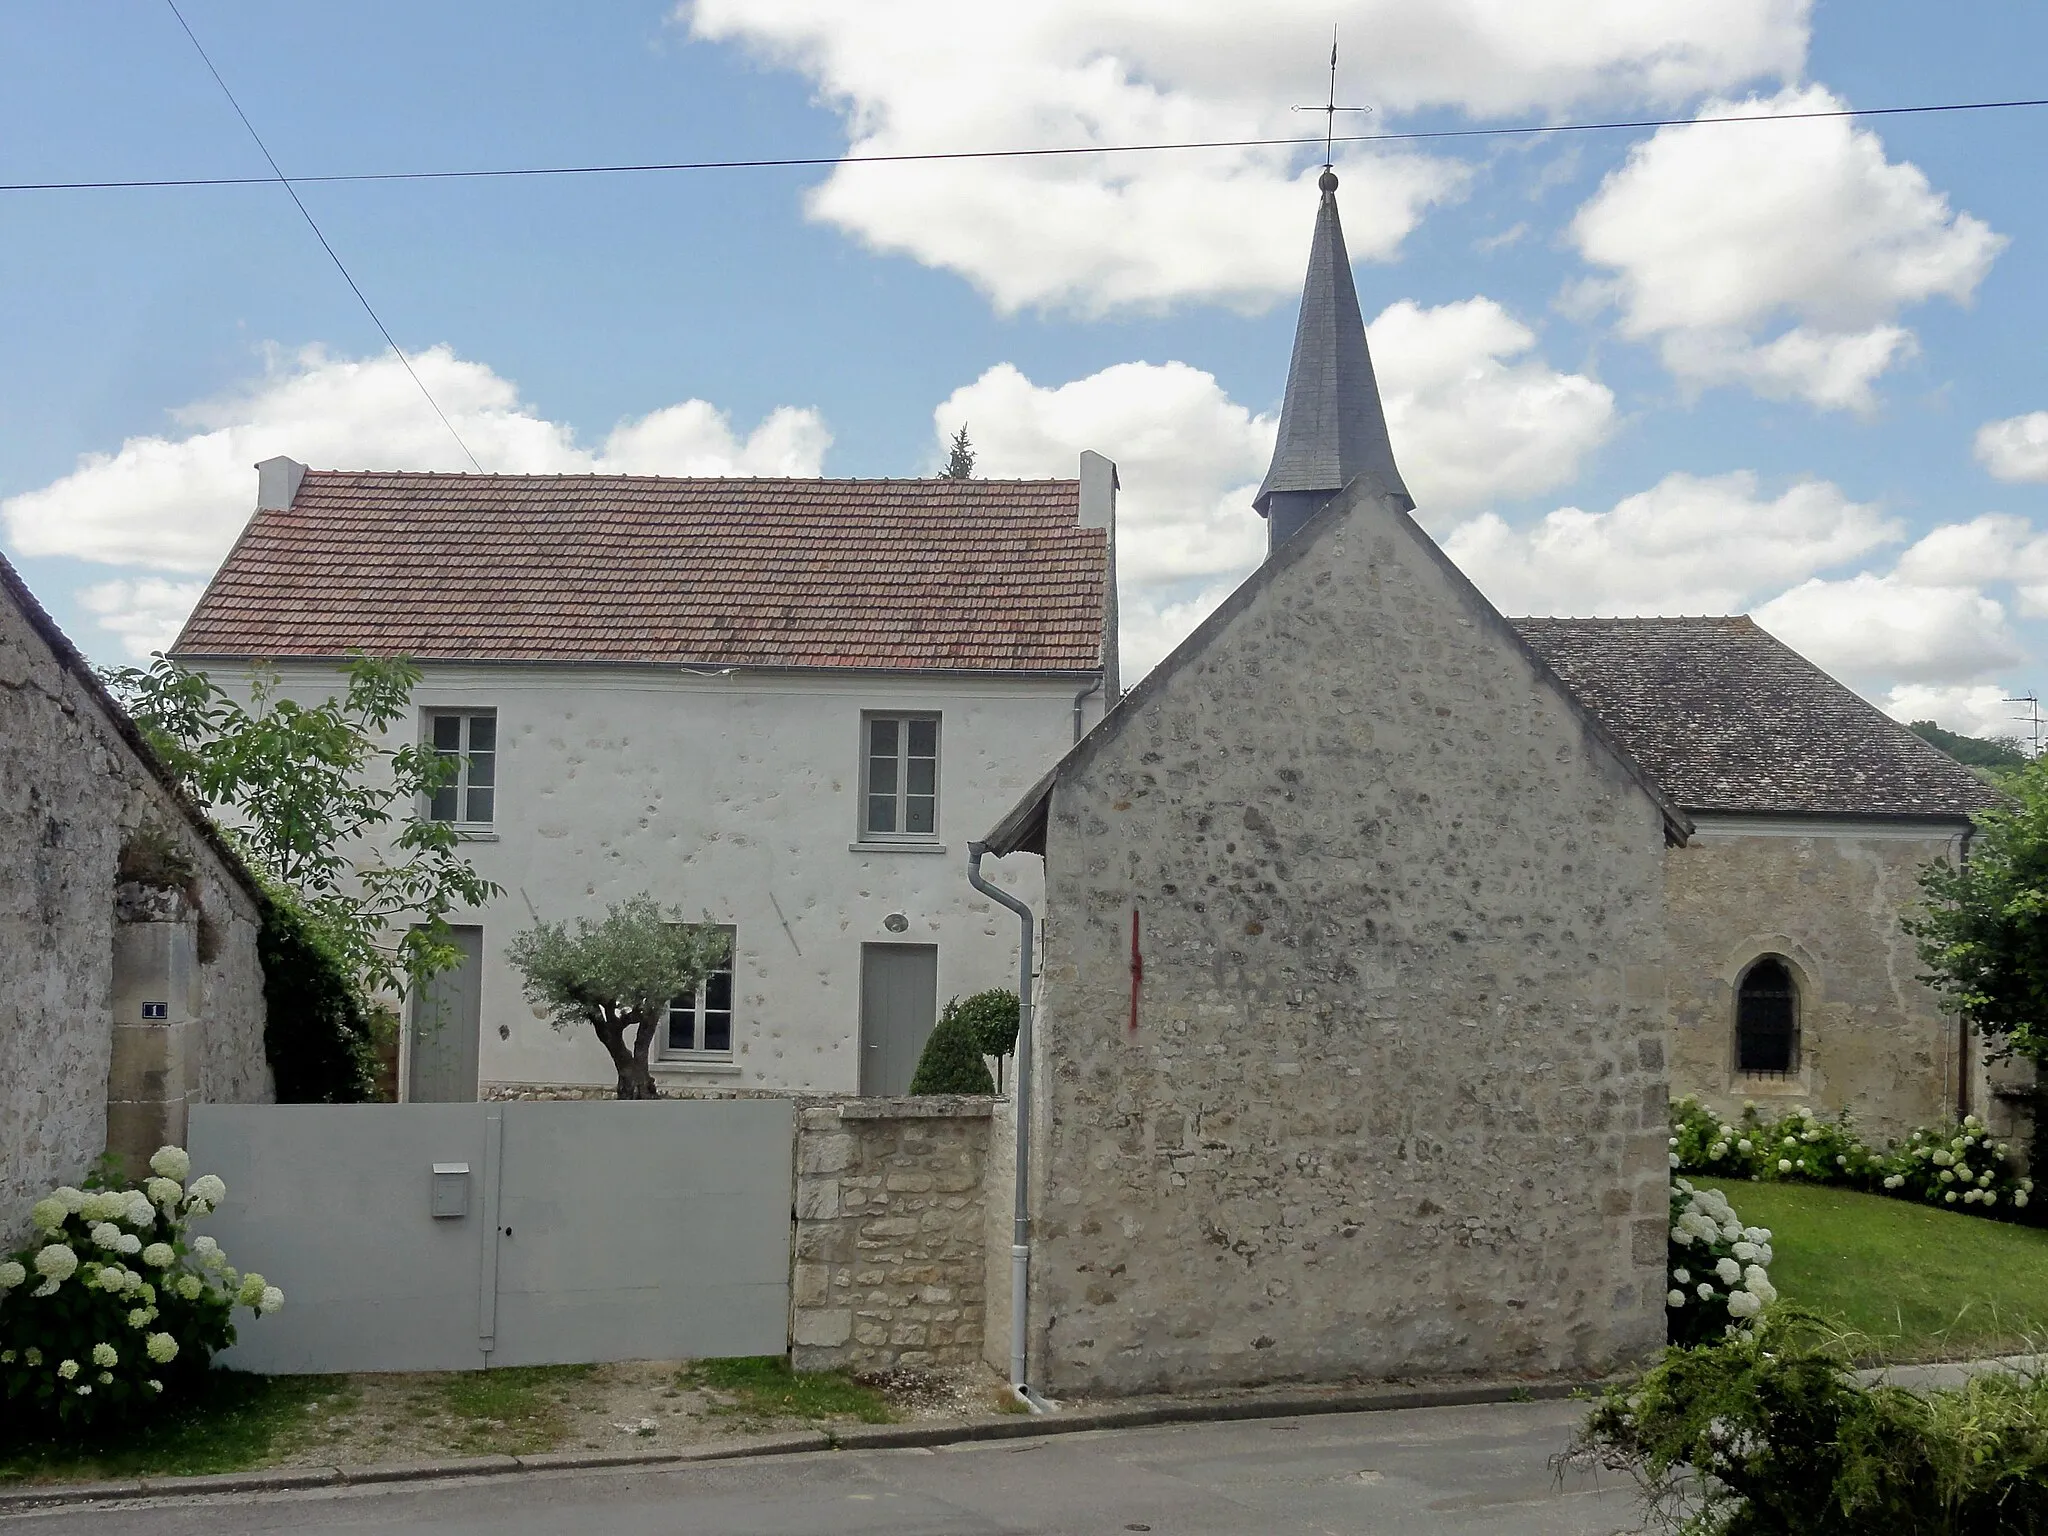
[860,943,938,1095]
[409,925,483,1103]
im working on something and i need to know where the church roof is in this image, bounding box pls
[174,472,1110,673]
[1511,616,1999,820]
[1254,173,1411,516]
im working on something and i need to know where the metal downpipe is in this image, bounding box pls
[966,839,1044,1410]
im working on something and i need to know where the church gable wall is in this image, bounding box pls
[1665,821,1990,1146]
[1026,499,1672,1395]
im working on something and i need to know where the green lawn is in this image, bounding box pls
[1699,1178,2048,1360]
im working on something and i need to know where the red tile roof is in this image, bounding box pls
[174,472,1110,672]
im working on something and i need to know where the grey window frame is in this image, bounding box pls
[859,711,942,842]
[662,924,738,1060]
[424,709,498,827]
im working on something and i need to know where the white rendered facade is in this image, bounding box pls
[242,661,1098,1096]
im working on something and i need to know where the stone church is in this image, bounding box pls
[983,168,2009,1395]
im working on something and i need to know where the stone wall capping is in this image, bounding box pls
[837,1096,998,1120]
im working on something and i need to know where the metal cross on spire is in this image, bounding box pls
[1293,27,1372,170]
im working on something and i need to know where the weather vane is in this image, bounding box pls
[1293,26,1372,172]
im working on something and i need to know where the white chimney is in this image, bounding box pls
[1078,450,1117,531]
[256,456,307,512]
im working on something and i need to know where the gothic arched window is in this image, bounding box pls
[1736,957,1799,1076]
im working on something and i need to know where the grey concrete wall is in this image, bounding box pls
[1,582,269,1248]
[1025,493,1673,1396]
[790,1098,992,1372]
[1665,820,1970,1145]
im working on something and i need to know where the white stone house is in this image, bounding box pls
[172,463,1118,1100]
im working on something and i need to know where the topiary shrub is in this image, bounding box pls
[256,889,377,1103]
[908,1005,995,1096]
[948,989,1021,1059]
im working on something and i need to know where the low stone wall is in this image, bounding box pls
[790,1097,993,1373]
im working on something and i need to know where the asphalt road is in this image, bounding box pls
[3,1402,1639,1535]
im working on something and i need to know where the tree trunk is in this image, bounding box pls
[627,1011,662,1100]
[591,1011,642,1101]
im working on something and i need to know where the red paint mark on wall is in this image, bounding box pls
[1128,908,1143,1035]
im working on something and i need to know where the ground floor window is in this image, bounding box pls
[665,927,735,1057]
[1736,956,1799,1075]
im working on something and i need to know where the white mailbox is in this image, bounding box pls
[430,1162,471,1219]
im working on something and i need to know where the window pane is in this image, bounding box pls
[867,754,898,796]
[432,715,463,751]
[467,714,496,753]
[906,795,935,835]
[869,717,899,757]
[702,1011,732,1053]
[906,757,935,797]
[906,718,937,757]
[466,751,495,789]
[666,998,696,1053]
[867,794,897,833]
[705,970,732,1012]
[429,785,459,822]
[465,787,495,824]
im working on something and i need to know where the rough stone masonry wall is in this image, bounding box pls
[790,1098,992,1372]
[1665,822,2021,1147]
[0,582,270,1247]
[1027,490,1673,1396]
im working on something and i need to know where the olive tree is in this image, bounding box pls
[506,897,730,1099]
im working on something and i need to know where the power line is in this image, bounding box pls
[7,93,2048,195]
[160,0,484,472]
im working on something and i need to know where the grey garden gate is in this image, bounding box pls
[185,1099,793,1374]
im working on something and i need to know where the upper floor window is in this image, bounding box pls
[665,926,736,1057]
[426,710,496,825]
[1736,957,1799,1076]
[862,713,940,840]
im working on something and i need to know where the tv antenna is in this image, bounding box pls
[2005,691,2043,756]
[1293,27,1373,170]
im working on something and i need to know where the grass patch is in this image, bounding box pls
[436,1365,596,1455]
[0,1372,348,1485]
[681,1356,894,1423]
[1699,1178,2048,1360]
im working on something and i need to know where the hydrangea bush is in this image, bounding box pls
[0,1146,282,1431]
[1666,1178,1778,1346]
[1670,1097,2034,1220]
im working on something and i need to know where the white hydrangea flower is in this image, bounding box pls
[34,1244,78,1284]
[1940,1170,1955,1184]
[150,1146,192,1182]
[53,1186,87,1214]
[1778,1159,1793,1173]
[176,1274,203,1302]
[145,1332,179,1364]
[117,1233,141,1255]
[140,1243,175,1269]
[127,1307,152,1329]
[1737,1139,1753,1153]
[1673,1268,1691,1284]
[258,1286,284,1315]
[98,1371,113,1385]
[1709,1144,1727,1160]
[2019,1192,2032,1209]
[0,1261,24,1292]
[1945,1191,1957,1203]
[97,1266,129,1294]
[145,1177,182,1208]
[89,1221,122,1250]
[57,1359,79,1380]
[1986,1193,1999,1207]
[237,1272,268,1308]
[1727,1289,1763,1319]
[91,1343,117,1368]
[1743,1265,1777,1303]
[1696,1282,1714,1300]
[147,1379,163,1393]
[76,1384,91,1396]
[30,1198,66,1232]
[1732,1241,1760,1261]
[189,1174,226,1207]
[1715,1257,1742,1285]
[24,1348,41,1366]
[123,1190,155,1226]
[1669,1152,1681,1169]
[1667,1289,1686,1307]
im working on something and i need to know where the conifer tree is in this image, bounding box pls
[944,425,975,480]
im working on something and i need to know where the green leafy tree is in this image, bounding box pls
[908,998,997,1095]
[106,654,501,1001]
[506,898,731,1099]
[1910,718,2030,780]
[948,988,1020,1058]
[943,425,975,480]
[1909,757,2048,1170]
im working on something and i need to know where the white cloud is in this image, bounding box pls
[3,345,828,574]
[937,300,1611,676]
[1879,683,2032,745]
[683,0,1807,312]
[1442,471,1898,616]
[1,344,829,651]
[1571,85,2003,409]
[1369,298,1613,519]
[1756,574,2022,686]
[77,579,210,661]
[1975,412,2048,483]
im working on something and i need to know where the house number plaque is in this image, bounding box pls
[141,1002,168,1020]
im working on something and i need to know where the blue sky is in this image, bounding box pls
[6,1,2048,737]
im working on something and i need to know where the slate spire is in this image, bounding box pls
[1254,169,1411,550]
